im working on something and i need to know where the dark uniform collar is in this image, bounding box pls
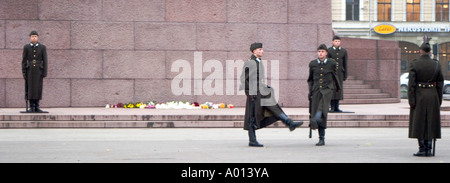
[251,54,261,62]
[30,42,39,47]
[333,46,341,51]
[317,58,327,64]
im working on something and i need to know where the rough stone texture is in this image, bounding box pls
[41,79,71,107]
[0,50,23,78]
[5,79,24,107]
[103,0,165,22]
[288,0,332,24]
[48,50,103,79]
[0,0,38,20]
[166,0,227,22]
[39,0,103,21]
[135,23,197,51]
[228,0,288,23]
[6,21,71,49]
[71,22,134,50]
[0,79,5,107]
[103,51,166,79]
[0,1,399,107]
[0,21,5,49]
[71,79,134,107]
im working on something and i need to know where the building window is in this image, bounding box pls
[438,42,449,72]
[346,0,360,21]
[399,41,420,73]
[436,0,449,22]
[378,0,391,21]
[407,0,420,22]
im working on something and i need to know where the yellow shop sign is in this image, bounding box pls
[374,24,396,35]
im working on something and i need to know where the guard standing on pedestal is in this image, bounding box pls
[21,31,48,113]
[408,41,442,157]
[239,42,303,147]
[308,44,341,146]
[327,36,348,112]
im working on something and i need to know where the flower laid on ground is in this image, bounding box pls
[105,101,234,109]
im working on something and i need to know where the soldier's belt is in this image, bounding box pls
[417,82,435,88]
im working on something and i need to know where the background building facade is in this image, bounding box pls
[332,0,450,76]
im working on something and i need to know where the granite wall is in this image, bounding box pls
[1,0,398,108]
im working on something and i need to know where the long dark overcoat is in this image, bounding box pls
[327,47,347,100]
[307,58,341,128]
[408,55,443,139]
[22,43,48,100]
[240,55,283,130]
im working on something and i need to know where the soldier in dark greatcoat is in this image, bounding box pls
[408,42,443,157]
[327,35,347,112]
[308,44,341,146]
[239,43,303,147]
[22,31,48,112]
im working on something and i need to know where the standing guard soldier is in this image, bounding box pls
[308,44,341,146]
[327,35,347,112]
[22,31,48,113]
[239,42,303,147]
[408,41,443,157]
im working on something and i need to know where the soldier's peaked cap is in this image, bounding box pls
[250,42,263,52]
[420,42,431,52]
[317,44,328,51]
[29,30,39,36]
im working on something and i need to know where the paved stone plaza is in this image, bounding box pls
[0,128,449,163]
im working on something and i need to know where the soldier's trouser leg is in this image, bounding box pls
[310,111,322,130]
[316,126,325,146]
[248,123,263,147]
[334,100,342,112]
[330,100,336,112]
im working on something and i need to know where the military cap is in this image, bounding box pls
[332,35,341,40]
[420,42,431,53]
[317,44,328,51]
[29,30,39,36]
[250,42,263,52]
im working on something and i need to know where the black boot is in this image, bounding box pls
[29,100,36,112]
[34,100,44,113]
[309,111,322,130]
[279,113,303,131]
[316,127,325,146]
[425,139,433,157]
[248,124,263,147]
[329,100,336,112]
[334,100,343,112]
[413,139,427,156]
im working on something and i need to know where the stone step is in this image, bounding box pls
[341,98,400,104]
[2,119,449,128]
[343,84,372,89]
[344,93,391,99]
[344,88,382,94]
[343,80,365,85]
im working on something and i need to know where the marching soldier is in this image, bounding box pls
[22,31,48,113]
[327,35,348,112]
[308,44,341,146]
[240,42,303,147]
[408,41,443,157]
